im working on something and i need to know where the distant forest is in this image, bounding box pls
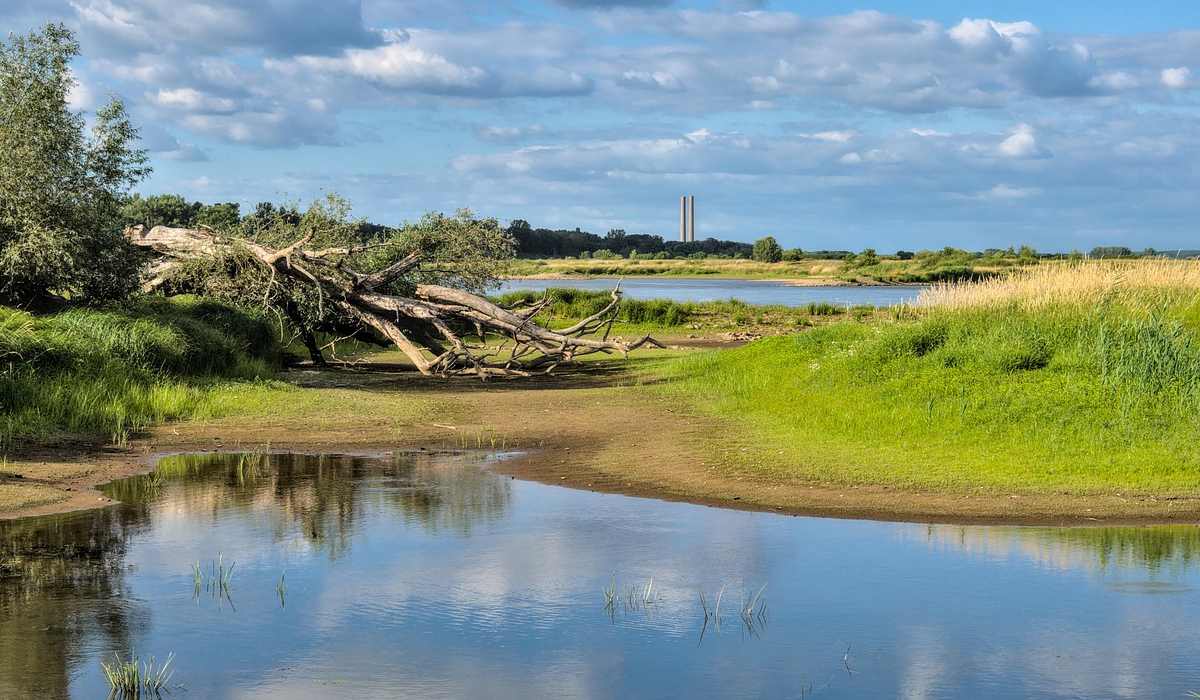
[119,197,1193,261]
[506,220,865,260]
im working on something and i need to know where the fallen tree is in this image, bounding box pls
[124,222,661,377]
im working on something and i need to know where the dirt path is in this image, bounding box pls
[6,359,1200,525]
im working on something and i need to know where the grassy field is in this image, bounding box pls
[650,261,1200,494]
[0,296,282,446]
[508,253,1039,283]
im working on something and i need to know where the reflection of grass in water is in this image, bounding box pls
[101,651,175,697]
[926,524,1200,574]
[155,450,267,484]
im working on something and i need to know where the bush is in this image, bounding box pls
[752,236,783,263]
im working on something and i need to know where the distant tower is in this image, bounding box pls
[679,195,687,242]
[688,195,695,242]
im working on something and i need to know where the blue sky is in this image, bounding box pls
[6,1,1200,250]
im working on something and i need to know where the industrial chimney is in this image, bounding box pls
[679,195,696,242]
[679,196,687,242]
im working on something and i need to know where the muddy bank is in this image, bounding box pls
[5,359,1200,525]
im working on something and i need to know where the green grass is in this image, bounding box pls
[1,296,282,446]
[650,299,1200,494]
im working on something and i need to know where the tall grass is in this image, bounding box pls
[652,260,1200,493]
[101,652,176,697]
[1,296,280,446]
[919,259,1200,311]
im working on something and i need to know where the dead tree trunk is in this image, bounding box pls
[124,224,661,377]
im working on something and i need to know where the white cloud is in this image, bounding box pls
[150,87,237,113]
[1161,66,1191,89]
[981,184,1042,200]
[997,123,1046,159]
[804,130,856,143]
[1091,71,1138,92]
[617,70,683,91]
[288,42,488,94]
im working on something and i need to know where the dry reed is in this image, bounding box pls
[918,260,1200,311]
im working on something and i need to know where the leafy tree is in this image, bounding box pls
[196,202,241,232]
[121,193,200,229]
[1090,246,1133,259]
[752,236,783,263]
[0,24,149,306]
[853,248,879,267]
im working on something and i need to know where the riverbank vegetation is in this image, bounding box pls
[507,248,1050,283]
[0,297,279,446]
[652,261,1200,494]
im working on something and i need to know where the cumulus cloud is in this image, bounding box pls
[149,87,237,113]
[1162,67,1192,89]
[997,123,1049,159]
[6,1,1196,246]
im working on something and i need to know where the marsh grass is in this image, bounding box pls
[191,553,236,607]
[1,297,280,446]
[100,652,175,697]
[653,260,1200,493]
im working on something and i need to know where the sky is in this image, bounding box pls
[5,1,1200,251]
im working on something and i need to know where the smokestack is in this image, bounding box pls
[679,195,687,242]
[688,195,695,242]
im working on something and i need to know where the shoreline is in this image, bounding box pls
[501,274,929,288]
[4,362,1200,527]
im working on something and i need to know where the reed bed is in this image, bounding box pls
[100,652,175,697]
[918,259,1200,311]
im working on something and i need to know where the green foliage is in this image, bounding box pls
[120,193,200,228]
[0,24,149,306]
[196,202,241,232]
[751,236,783,263]
[654,299,1200,493]
[0,298,278,444]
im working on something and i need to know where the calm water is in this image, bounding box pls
[497,278,925,307]
[2,451,1200,698]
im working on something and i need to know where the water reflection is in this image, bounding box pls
[0,451,1198,698]
[915,523,1200,575]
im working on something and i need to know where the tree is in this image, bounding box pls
[752,236,783,263]
[131,196,660,374]
[196,202,241,232]
[1090,246,1133,259]
[852,248,879,267]
[121,193,200,229]
[0,24,149,306]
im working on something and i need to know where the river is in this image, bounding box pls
[1,451,1197,698]
[497,278,925,307]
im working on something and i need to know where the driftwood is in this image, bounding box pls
[124,225,661,377]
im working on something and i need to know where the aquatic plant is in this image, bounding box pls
[100,652,175,697]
